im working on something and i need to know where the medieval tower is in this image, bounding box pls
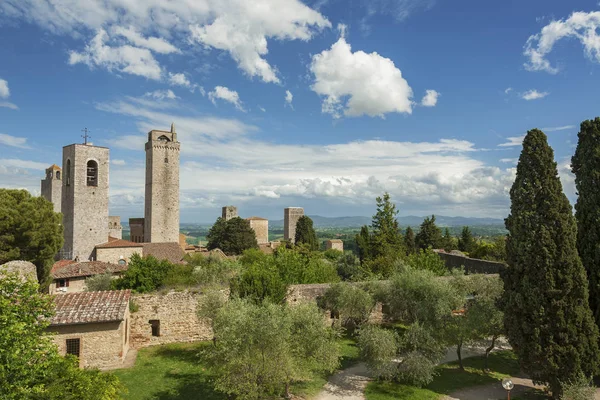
[41,164,62,213]
[144,123,180,243]
[61,143,109,260]
[284,207,304,242]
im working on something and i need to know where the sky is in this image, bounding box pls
[0,0,599,223]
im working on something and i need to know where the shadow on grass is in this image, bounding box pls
[153,371,225,400]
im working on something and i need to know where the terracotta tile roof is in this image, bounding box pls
[96,238,143,249]
[328,239,343,243]
[246,216,268,221]
[51,261,128,279]
[50,290,131,326]
[51,259,76,275]
[48,164,61,170]
[142,242,185,264]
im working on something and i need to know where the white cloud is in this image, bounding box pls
[0,79,9,98]
[524,11,600,73]
[0,158,49,170]
[310,36,414,118]
[285,90,293,108]
[0,133,30,149]
[498,136,524,147]
[168,72,191,88]
[144,89,178,100]
[500,158,518,164]
[112,26,180,54]
[258,106,266,112]
[521,89,549,101]
[420,89,439,107]
[542,125,575,132]
[112,159,126,165]
[69,29,162,80]
[504,87,513,94]
[208,86,245,112]
[0,102,18,110]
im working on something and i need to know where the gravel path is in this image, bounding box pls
[313,363,371,400]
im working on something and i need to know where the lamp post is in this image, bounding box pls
[502,378,514,400]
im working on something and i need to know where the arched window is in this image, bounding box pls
[118,259,126,266]
[66,160,71,186]
[56,171,61,180]
[87,160,98,187]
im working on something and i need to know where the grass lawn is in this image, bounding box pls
[365,350,544,400]
[113,338,361,400]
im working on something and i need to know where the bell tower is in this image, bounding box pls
[144,123,180,243]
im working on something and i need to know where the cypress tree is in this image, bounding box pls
[572,118,600,330]
[295,216,319,251]
[355,225,372,264]
[415,215,442,250]
[502,129,599,397]
[404,227,416,255]
[458,226,476,254]
[370,192,403,258]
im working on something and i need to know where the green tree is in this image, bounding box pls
[294,216,319,250]
[209,299,340,399]
[230,259,288,304]
[407,248,447,276]
[415,215,442,250]
[0,189,63,287]
[371,192,403,258]
[441,228,457,252]
[319,282,375,330]
[85,272,113,291]
[113,254,173,293]
[207,217,258,256]
[404,226,416,255]
[355,225,372,264]
[336,253,361,281]
[572,117,600,331]
[502,129,600,398]
[458,226,476,254]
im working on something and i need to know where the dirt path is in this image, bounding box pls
[445,379,600,400]
[313,363,371,400]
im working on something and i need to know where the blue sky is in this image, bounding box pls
[0,0,599,222]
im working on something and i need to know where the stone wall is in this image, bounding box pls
[325,240,344,252]
[108,216,122,239]
[129,218,144,243]
[50,276,87,294]
[248,218,269,244]
[41,168,62,214]
[130,291,213,349]
[222,206,238,221]
[284,207,304,241]
[96,246,142,264]
[0,260,37,282]
[436,252,506,274]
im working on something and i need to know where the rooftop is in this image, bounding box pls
[50,290,131,326]
[328,239,343,243]
[96,238,143,249]
[51,261,128,279]
[143,242,186,264]
[246,216,268,221]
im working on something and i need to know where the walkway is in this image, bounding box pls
[313,362,370,400]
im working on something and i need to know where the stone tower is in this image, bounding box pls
[61,143,109,261]
[108,216,122,239]
[222,206,238,221]
[284,207,304,242]
[144,123,180,243]
[41,164,62,213]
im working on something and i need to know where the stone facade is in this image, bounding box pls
[247,217,268,244]
[50,275,87,294]
[41,164,62,214]
[108,216,122,239]
[129,218,145,243]
[130,291,214,349]
[144,124,180,244]
[61,144,109,261]
[434,250,506,274]
[284,207,304,242]
[222,206,238,221]
[326,239,344,252]
[95,246,142,265]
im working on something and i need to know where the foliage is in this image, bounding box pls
[502,128,600,398]
[320,282,375,330]
[185,253,241,287]
[197,288,228,323]
[113,254,174,293]
[0,272,123,399]
[363,251,404,279]
[457,226,476,254]
[0,189,63,287]
[295,215,319,250]
[572,117,600,332]
[336,253,361,281]
[560,372,596,400]
[207,217,258,256]
[404,227,416,255]
[469,236,506,262]
[274,246,339,285]
[238,247,269,267]
[356,225,372,264]
[371,192,404,259]
[358,325,398,380]
[440,228,457,252]
[208,299,340,399]
[323,248,343,261]
[414,215,442,250]
[85,272,113,291]
[230,260,288,304]
[407,249,447,276]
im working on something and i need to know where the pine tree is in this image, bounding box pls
[572,118,600,331]
[404,227,416,255]
[502,129,600,398]
[294,216,319,250]
[441,228,456,252]
[370,192,403,258]
[458,226,476,253]
[414,215,442,250]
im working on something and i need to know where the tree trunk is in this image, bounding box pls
[483,335,497,372]
[457,340,464,371]
[285,381,291,399]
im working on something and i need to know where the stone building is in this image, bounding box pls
[247,216,269,244]
[61,143,109,261]
[326,239,344,252]
[95,237,143,265]
[41,164,62,213]
[144,124,180,243]
[284,207,304,242]
[222,206,238,221]
[50,260,128,294]
[129,218,145,243]
[108,216,122,239]
[48,290,131,369]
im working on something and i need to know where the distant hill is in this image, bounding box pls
[269,215,505,228]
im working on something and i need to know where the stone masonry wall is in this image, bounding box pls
[130,291,213,349]
[436,252,506,274]
[249,219,269,244]
[49,276,87,294]
[41,174,61,214]
[222,206,238,221]
[96,246,142,264]
[129,218,144,243]
[326,240,344,252]
[284,207,304,241]
[108,216,122,239]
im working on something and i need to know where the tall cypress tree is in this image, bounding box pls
[502,129,599,397]
[294,216,319,251]
[572,118,600,330]
[404,226,416,255]
[370,192,403,258]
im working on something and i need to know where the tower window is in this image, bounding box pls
[86,160,98,187]
[56,171,60,180]
[149,320,160,337]
[164,158,169,163]
[66,160,71,186]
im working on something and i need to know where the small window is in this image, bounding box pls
[87,160,98,187]
[157,135,170,142]
[149,320,160,337]
[66,160,71,186]
[56,279,69,288]
[66,338,81,357]
[56,171,61,180]
[164,157,169,163]
[118,259,126,265]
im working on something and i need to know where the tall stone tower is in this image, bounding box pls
[284,207,304,242]
[144,123,180,243]
[61,144,109,260]
[41,164,62,213]
[222,206,238,221]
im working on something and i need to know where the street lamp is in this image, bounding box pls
[502,378,514,400]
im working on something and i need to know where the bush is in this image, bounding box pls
[336,253,361,281]
[85,272,113,291]
[112,254,173,293]
[407,248,446,276]
[320,282,375,331]
[357,325,397,380]
[560,372,596,400]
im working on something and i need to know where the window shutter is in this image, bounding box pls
[56,280,59,288]
[66,279,69,287]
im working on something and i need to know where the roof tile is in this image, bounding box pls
[50,290,131,326]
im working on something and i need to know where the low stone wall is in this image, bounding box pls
[437,252,505,274]
[130,291,213,349]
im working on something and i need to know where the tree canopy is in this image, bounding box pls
[207,217,258,256]
[294,215,319,250]
[502,129,600,398]
[414,215,442,250]
[458,226,476,254]
[113,254,174,293]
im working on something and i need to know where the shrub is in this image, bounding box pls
[407,248,447,276]
[85,272,113,291]
[320,282,375,331]
[357,325,397,380]
[112,254,173,293]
